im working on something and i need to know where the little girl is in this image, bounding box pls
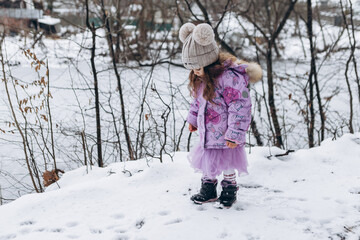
[179,23,262,208]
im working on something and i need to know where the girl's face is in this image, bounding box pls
[193,67,204,77]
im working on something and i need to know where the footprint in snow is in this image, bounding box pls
[19,228,31,234]
[67,235,80,239]
[353,205,360,212]
[20,220,35,226]
[266,188,283,193]
[114,228,127,234]
[234,205,245,211]
[349,187,360,195]
[0,234,16,240]
[111,213,125,219]
[90,228,103,234]
[51,228,65,233]
[261,187,283,193]
[245,234,261,240]
[66,222,79,228]
[112,235,129,240]
[335,199,345,204]
[319,219,331,225]
[271,215,286,221]
[295,217,309,223]
[135,219,145,229]
[239,183,262,189]
[293,179,306,183]
[287,197,307,202]
[106,225,121,230]
[164,218,182,225]
[218,231,228,238]
[196,205,207,211]
[264,196,274,201]
[158,210,170,216]
[233,201,249,211]
[351,137,360,145]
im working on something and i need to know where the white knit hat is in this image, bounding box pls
[179,23,219,70]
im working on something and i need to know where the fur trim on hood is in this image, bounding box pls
[219,52,263,84]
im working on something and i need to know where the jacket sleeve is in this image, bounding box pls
[223,71,252,146]
[187,98,199,128]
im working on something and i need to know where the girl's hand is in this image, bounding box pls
[189,124,197,132]
[226,140,238,149]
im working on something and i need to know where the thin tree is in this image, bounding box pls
[85,0,103,167]
[340,0,355,133]
[346,0,360,103]
[238,0,298,148]
[296,0,325,146]
[305,0,316,147]
[0,35,40,192]
[99,0,135,160]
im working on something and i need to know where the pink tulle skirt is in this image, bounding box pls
[187,143,249,178]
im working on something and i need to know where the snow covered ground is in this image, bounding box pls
[0,133,359,240]
[1,5,360,203]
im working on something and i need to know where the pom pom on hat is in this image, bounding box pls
[179,22,219,69]
[179,23,195,43]
[193,23,215,46]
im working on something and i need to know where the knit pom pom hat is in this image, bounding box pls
[179,23,219,70]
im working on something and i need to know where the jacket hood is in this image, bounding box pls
[219,52,263,84]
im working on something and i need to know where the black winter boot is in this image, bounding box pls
[191,178,218,204]
[217,180,238,208]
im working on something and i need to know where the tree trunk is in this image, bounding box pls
[85,0,103,167]
[251,118,263,146]
[100,0,135,160]
[340,0,354,133]
[0,35,40,192]
[306,0,315,148]
[266,42,283,148]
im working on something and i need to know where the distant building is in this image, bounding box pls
[0,0,61,34]
[38,16,61,34]
[0,0,43,33]
[320,0,329,7]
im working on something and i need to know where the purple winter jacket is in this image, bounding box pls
[187,60,252,149]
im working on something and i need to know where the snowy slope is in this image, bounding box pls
[0,133,360,240]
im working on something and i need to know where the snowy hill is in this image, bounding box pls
[0,134,360,240]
